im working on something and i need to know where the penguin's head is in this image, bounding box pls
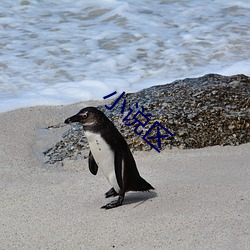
[65,107,109,129]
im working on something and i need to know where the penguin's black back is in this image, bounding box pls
[99,114,154,192]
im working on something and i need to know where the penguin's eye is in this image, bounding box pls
[79,112,88,119]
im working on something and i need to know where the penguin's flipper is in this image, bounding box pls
[114,146,124,190]
[88,151,98,175]
[105,187,118,198]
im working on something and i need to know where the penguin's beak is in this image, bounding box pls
[64,114,81,124]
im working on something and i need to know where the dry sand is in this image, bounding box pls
[0,102,249,249]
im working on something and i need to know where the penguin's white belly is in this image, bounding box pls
[85,131,120,193]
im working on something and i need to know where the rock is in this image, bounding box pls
[43,74,250,164]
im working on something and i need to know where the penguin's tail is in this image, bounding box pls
[132,176,154,192]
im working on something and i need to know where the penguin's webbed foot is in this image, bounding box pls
[101,196,124,209]
[105,187,118,198]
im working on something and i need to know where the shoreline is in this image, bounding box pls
[0,102,249,249]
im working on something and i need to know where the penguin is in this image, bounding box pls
[65,107,154,209]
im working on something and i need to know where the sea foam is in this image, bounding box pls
[0,0,249,112]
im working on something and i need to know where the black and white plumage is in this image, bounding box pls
[65,107,154,209]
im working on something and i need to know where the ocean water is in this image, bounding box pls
[0,0,249,112]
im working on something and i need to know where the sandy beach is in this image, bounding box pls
[0,102,249,249]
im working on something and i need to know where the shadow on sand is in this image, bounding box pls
[122,190,157,208]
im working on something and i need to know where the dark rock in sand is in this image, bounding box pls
[43,74,250,164]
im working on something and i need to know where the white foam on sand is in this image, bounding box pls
[0,0,249,112]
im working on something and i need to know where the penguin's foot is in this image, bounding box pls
[105,187,118,198]
[101,196,124,209]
